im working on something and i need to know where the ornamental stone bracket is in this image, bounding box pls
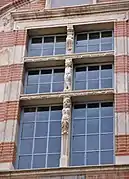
[64,58,73,92]
[60,96,71,167]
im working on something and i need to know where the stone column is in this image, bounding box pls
[66,25,74,54]
[60,96,71,167]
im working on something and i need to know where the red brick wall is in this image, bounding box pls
[116,135,129,156]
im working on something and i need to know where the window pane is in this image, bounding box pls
[71,152,85,166]
[101,43,113,51]
[39,84,51,93]
[101,79,112,88]
[88,44,100,52]
[28,71,39,84]
[101,31,112,38]
[72,119,85,135]
[21,123,34,138]
[88,66,99,79]
[20,139,33,154]
[35,122,48,137]
[29,49,41,57]
[32,38,42,44]
[49,121,61,136]
[87,119,99,134]
[43,37,54,56]
[101,134,113,150]
[88,80,99,89]
[23,108,35,122]
[87,135,99,151]
[37,107,49,121]
[72,136,85,152]
[52,82,64,92]
[25,85,38,94]
[40,69,52,83]
[87,103,99,118]
[101,105,113,117]
[53,69,64,82]
[18,156,31,169]
[87,151,99,165]
[75,81,86,90]
[73,106,86,119]
[34,138,47,153]
[47,154,60,167]
[75,46,87,53]
[75,67,86,81]
[33,155,46,168]
[101,151,113,164]
[101,117,113,133]
[89,33,100,40]
[101,65,112,78]
[48,137,61,153]
[50,107,62,121]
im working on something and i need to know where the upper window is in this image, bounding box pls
[17,105,62,169]
[25,68,64,94]
[28,35,66,57]
[71,102,114,166]
[75,31,113,53]
[74,64,113,90]
[51,0,93,8]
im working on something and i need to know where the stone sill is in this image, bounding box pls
[20,88,114,106]
[1,164,129,177]
[24,51,114,68]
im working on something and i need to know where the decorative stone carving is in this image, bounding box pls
[66,25,74,54]
[64,58,73,91]
[61,96,71,135]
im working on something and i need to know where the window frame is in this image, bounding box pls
[70,101,115,166]
[16,104,63,169]
[24,67,65,94]
[75,30,114,53]
[28,34,66,57]
[73,63,114,91]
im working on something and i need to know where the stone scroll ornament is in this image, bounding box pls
[62,97,71,135]
[64,58,72,91]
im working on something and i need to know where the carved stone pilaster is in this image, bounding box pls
[60,96,71,167]
[64,58,73,91]
[66,25,74,54]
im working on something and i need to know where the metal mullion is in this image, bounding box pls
[85,104,87,165]
[31,107,37,169]
[99,65,101,89]
[45,106,51,167]
[41,37,44,56]
[37,70,41,93]
[51,69,54,92]
[99,103,101,165]
[53,36,56,55]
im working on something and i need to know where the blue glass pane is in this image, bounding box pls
[72,119,85,135]
[73,108,85,119]
[101,117,113,133]
[25,85,38,94]
[101,106,113,117]
[71,152,85,166]
[88,80,99,89]
[50,109,62,121]
[75,46,87,53]
[39,84,51,93]
[21,123,34,138]
[101,68,112,78]
[52,82,64,92]
[33,155,46,168]
[18,156,31,169]
[88,70,99,79]
[23,109,35,122]
[47,154,60,167]
[35,122,48,137]
[87,107,99,118]
[75,70,86,81]
[101,79,112,88]
[20,139,33,154]
[101,43,112,51]
[87,135,99,151]
[101,151,113,164]
[72,136,85,152]
[101,134,113,150]
[28,73,39,84]
[87,151,99,165]
[37,109,49,121]
[53,71,64,82]
[88,44,100,52]
[48,137,61,153]
[40,74,51,83]
[75,81,86,90]
[49,121,61,136]
[34,138,47,153]
[29,49,41,57]
[55,47,66,55]
[87,119,99,134]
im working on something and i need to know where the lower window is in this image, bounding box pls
[70,102,114,166]
[17,105,62,169]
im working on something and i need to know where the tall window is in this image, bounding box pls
[25,68,64,94]
[71,102,114,166]
[17,106,62,169]
[75,31,113,53]
[28,35,66,57]
[74,64,113,90]
[51,0,92,8]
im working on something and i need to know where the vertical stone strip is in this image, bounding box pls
[114,20,129,163]
[60,96,71,167]
[66,25,74,54]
